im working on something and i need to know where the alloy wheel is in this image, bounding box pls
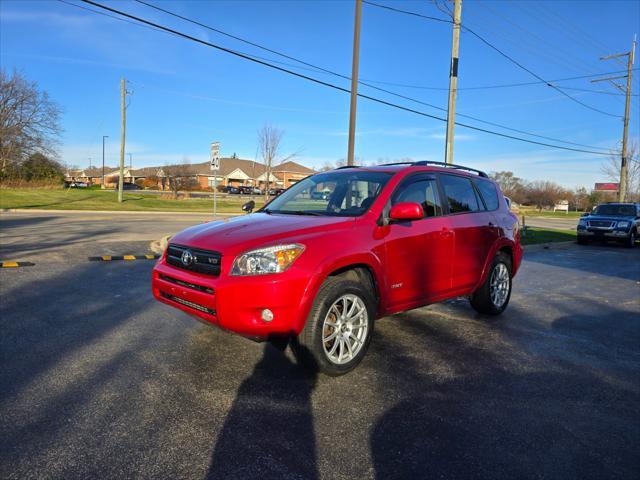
[322,294,369,365]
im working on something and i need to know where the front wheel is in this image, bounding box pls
[624,229,636,248]
[291,277,375,376]
[470,253,512,315]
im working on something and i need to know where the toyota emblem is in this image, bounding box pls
[181,249,194,266]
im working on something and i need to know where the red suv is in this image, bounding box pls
[152,162,522,375]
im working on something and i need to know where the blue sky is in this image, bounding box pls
[1,0,638,188]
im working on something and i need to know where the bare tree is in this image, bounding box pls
[601,141,639,201]
[257,124,298,198]
[0,69,62,178]
[525,180,568,211]
[163,163,196,198]
[490,171,527,204]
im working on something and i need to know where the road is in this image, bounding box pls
[0,210,579,264]
[1,243,638,479]
[522,215,579,230]
[0,211,216,262]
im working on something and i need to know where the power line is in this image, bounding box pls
[360,68,639,91]
[362,0,451,24]
[129,0,613,151]
[75,0,613,156]
[364,0,623,119]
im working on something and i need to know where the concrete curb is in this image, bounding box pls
[522,241,577,252]
[150,235,171,255]
[2,208,237,216]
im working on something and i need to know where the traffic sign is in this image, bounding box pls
[210,142,220,171]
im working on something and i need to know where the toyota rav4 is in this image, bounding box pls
[152,161,522,375]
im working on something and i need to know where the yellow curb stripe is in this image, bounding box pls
[145,255,155,260]
[102,255,112,261]
[123,255,136,260]
[1,261,19,268]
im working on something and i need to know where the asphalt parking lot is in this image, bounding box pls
[1,243,639,479]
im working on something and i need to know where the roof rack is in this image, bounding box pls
[334,165,361,169]
[379,161,488,178]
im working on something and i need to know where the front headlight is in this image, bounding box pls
[230,244,305,276]
[617,221,630,228]
[578,219,587,226]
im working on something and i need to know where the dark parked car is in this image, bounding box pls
[224,186,240,194]
[240,186,261,195]
[116,183,141,191]
[577,202,640,247]
[269,187,286,196]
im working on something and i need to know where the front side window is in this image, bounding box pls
[262,170,392,216]
[440,174,481,214]
[392,178,443,217]
[475,178,500,211]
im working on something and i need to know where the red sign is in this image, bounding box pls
[594,183,619,192]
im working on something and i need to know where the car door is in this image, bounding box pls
[439,174,498,292]
[383,175,454,308]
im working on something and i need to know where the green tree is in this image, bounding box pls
[20,152,64,182]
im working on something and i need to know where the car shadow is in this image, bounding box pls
[368,301,639,480]
[205,342,319,480]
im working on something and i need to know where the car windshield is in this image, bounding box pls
[593,204,636,216]
[261,170,393,216]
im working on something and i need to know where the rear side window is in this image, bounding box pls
[392,178,443,217]
[475,178,500,211]
[440,174,480,213]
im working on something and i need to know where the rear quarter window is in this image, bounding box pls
[475,178,500,211]
[440,174,481,214]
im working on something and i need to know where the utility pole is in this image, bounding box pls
[346,0,362,166]
[102,135,108,187]
[592,35,636,202]
[118,78,127,203]
[445,0,462,165]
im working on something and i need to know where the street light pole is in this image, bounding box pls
[346,0,362,166]
[102,135,109,187]
[445,0,463,164]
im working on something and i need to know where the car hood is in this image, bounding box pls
[170,212,356,254]
[584,215,635,222]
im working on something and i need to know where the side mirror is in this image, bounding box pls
[389,202,423,222]
[242,200,255,213]
[504,196,511,209]
[581,212,590,217]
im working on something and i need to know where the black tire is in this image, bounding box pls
[291,277,375,376]
[470,252,512,315]
[577,237,589,245]
[625,229,636,248]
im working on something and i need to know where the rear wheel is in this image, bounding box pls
[291,277,375,376]
[470,252,512,315]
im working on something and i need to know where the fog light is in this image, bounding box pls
[261,309,274,322]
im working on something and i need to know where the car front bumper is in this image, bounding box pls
[577,228,631,239]
[152,259,312,338]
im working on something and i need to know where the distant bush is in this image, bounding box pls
[0,178,64,189]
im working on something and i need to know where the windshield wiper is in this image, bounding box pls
[279,210,324,216]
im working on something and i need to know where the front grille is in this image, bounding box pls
[159,274,214,294]
[588,220,614,228]
[161,292,216,315]
[166,244,221,276]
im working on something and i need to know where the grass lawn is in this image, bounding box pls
[516,209,584,219]
[0,188,265,213]
[521,227,576,245]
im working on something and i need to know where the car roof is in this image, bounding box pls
[333,161,490,179]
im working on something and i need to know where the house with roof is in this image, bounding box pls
[67,157,315,191]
